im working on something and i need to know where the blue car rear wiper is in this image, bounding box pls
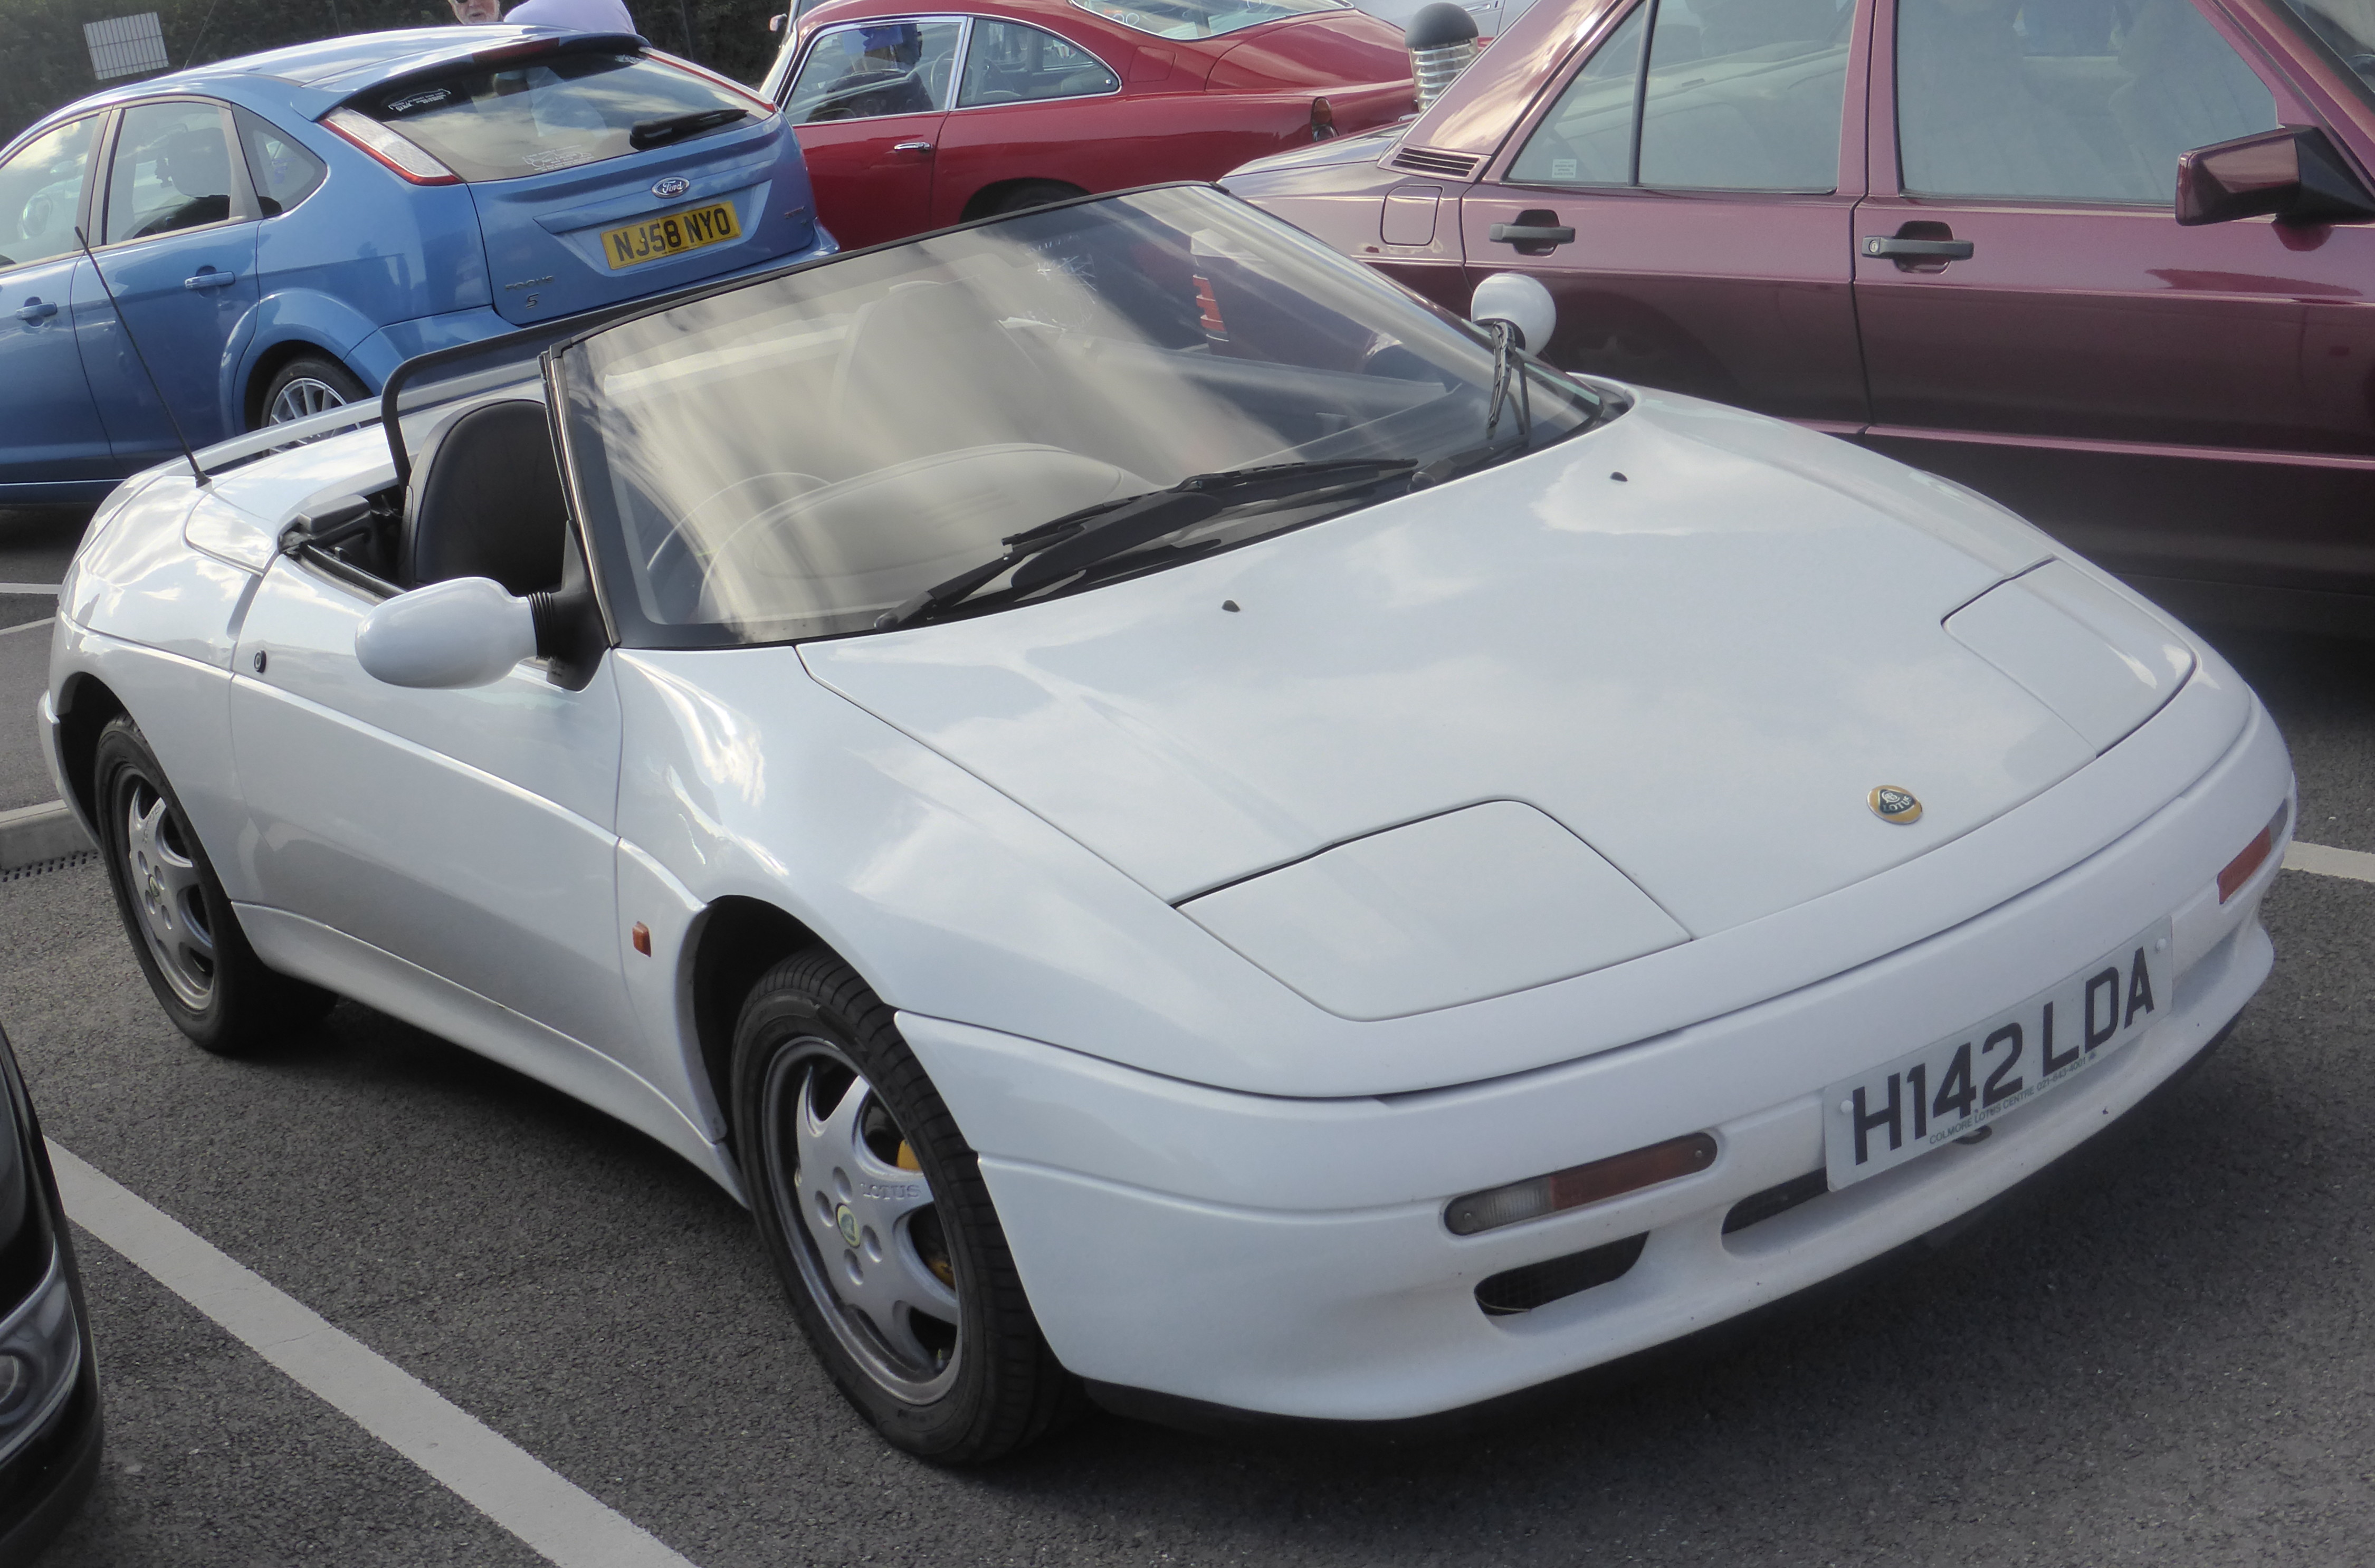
[875,458,1414,630]
[629,108,749,150]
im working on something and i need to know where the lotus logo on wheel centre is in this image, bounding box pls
[835,1202,861,1248]
[1869,786,1923,825]
[651,176,692,199]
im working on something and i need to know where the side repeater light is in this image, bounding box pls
[1445,1132,1718,1236]
[2217,799,2291,903]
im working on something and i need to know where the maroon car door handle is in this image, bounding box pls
[1489,222,1576,245]
[1863,236,1975,261]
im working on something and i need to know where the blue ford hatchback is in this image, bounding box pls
[0,26,832,502]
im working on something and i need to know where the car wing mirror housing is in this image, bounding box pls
[1471,272,1556,353]
[2177,125,2375,227]
[355,577,539,689]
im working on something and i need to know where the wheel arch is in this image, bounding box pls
[958,177,1091,223]
[241,340,361,431]
[53,673,127,832]
[686,894,833,1143]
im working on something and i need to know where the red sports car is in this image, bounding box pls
[756,0,1417,248]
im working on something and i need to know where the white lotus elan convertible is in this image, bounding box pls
[45,185,2292,1461]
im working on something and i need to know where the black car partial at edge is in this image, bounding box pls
[0,1028,100,1563]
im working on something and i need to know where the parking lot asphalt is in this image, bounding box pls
[0,500,2370,1565]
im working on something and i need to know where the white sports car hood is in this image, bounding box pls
[800,394,2188,948]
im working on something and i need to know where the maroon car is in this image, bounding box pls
[1224,0,2375,633]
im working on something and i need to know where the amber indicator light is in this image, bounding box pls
[1445,1132,1719,1236]
[631,921,652,955]
[2218,800,2291,903]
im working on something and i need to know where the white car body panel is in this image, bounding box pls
[803,400,2095,934]
[43,365,2294,1423]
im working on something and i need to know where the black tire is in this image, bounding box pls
[256,354,366,429]
[92,717,335,1055]
[985,179,1086,216]
[730,950,1081,1462]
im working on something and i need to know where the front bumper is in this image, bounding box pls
[903,689,2292,1422]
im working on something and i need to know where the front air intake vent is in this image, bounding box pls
[1475,1234,1647,1315]
[1390,147,1481,178]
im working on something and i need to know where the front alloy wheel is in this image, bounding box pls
[764,1039,961,1402]
[731,952,1078,1461]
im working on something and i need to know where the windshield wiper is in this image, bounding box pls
[875,458,1414,629]
[629,107,750,150]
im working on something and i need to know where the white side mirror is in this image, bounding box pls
[1471,272,1556,353]
[355,577,538,690]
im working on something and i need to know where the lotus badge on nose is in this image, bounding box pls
[652,176,692,199]
[1870,786,1923,825]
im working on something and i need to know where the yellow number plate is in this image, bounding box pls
[601,202,742,270]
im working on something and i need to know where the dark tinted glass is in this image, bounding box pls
[357,53,762,182]
[106,101,239,244]
[234,107,327,217]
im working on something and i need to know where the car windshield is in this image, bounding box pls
[556,187,1615,647]
[2267,1,2375,103]
[1070,0,1344,40]
[352,51,762,182]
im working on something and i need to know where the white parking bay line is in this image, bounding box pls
[0,584,59,596]
[45,1142,698,1568]
[2286,839,2375,885]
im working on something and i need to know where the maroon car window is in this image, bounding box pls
[104,101,241,245]
[787,21,965,122]
[1896,0,2274,204]
[959,20,1120,104]
[1507,0,1851,192]
[0,117,97,270]
[2265,0,2375,107]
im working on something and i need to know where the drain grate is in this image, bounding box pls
[0,851,98,883]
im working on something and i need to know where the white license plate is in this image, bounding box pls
[1824,919,2172,1189]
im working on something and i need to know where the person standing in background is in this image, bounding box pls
[447,0,501,19]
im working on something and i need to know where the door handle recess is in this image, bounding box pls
[13,300,58,322]
[184,270,236,289]
[1863,236,1974,260]
[1489,222,1575,244]
[891,140,933,153]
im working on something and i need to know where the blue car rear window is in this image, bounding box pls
[354,52,763,182]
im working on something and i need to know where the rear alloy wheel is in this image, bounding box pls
[259,355,366,428]
[92,717,333,1055]
[731,951,1079,1461]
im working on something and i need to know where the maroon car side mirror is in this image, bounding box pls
[2176,125,2375,227]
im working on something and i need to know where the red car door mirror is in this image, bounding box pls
[2176,125,2375,227]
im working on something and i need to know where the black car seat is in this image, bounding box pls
[399,399,568,596]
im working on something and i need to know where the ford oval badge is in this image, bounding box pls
[1869,786,1923,825]
[652,176,692,200]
